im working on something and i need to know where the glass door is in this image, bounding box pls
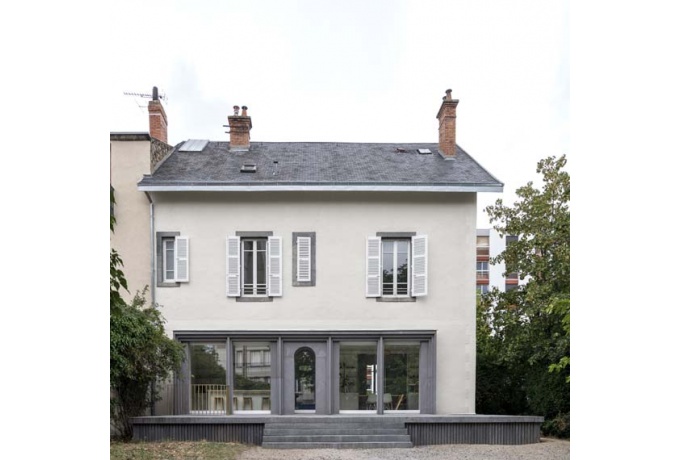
[294,347,316,412]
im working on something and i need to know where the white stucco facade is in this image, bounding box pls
[151,190,478,414]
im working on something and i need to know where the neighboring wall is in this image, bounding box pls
[110,136,152,303]
[151,190,478,414]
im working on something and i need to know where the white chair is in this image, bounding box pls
[383,393,393,410]
[366,393,377,410]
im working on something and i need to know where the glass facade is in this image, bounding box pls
[189,343,227,413]
[384,341,420,411]
[339,342,378,411]
[233,342,272,411]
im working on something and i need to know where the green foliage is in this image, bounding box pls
[110,190,127,308]
[541,412,570,439]
[477,155,570,437]
[110,289,184,439]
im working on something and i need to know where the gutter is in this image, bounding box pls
[137,184,504,193]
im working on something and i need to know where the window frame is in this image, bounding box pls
[156,231,188,287]
[241,237,268,297]
[381,238,411,298]
[476,261,489,280]
[227,232,281,301]
[162,237,176,282]
[368,232,427,301]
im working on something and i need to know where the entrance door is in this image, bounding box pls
[282,342,329,414]
[294,347,316,412]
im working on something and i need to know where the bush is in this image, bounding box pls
[542,412,570,439]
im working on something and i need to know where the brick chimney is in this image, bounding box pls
[228,105,252,150]
[436,89,459,158]
[148,86,168,144]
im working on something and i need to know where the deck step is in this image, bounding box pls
[264,428,407,435]
[262,441,413,449]
[262,419,413,449]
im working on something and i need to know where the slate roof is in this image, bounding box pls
[138,141,503,192]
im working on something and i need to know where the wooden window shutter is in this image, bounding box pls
[267,236,283,297]
[366,237,382,297]
[411,235,428,297]
[174,236,190,282]
[226,236,241,297]
[297,236,312,282]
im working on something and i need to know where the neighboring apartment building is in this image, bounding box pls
[112,89,503,417]
[476,228,525,294]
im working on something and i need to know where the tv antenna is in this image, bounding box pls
[123,86,168,111]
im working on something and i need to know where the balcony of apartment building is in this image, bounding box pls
[476,235,490,294]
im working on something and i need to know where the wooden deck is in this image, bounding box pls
[131,414,544,446]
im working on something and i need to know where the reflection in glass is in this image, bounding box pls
[384,342,420,411]
[233,342,271,411]
[294,348,316,411]
[190,343,227,413]
[382,239,410,296]
[339,342,378,411]
[242,238,267,295]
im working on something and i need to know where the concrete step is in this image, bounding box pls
[262,419,413,449]
[264,434,411,443]
[262,441,413,449]
[267,422,404,430]
[265,428,407,435]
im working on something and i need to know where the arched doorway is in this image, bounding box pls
[294,347,316,412]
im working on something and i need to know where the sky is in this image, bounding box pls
[109,0,569,229]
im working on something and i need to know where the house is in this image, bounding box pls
[112,89,545,446]
[476,228,528,294]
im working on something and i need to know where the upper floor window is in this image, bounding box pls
[382,239,410,296]
[477,284,489,295]
[156,232,189,286]
[476,235,489,258]
[476,261,489,280]
[366,234,428,298]
[227,234,282,299]
[242,238,267,296]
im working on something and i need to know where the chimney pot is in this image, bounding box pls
[228,104,252,150]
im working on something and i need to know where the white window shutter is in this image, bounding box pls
[411,235,428,296]
[267,236,283,297]
[174,236,190,282]
[366,237,382,297]
[297,236,312,282]
[226,236,241,297]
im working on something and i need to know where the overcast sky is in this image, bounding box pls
[110,0,569,228]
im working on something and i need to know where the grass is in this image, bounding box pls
[110,440,249,460]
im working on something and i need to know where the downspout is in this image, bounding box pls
[145,191,155,307]
[145,191,155,416]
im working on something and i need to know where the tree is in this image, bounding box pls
[476,155,570,437]
[110,193,184,440]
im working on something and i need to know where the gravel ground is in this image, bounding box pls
[237,438,569,460]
